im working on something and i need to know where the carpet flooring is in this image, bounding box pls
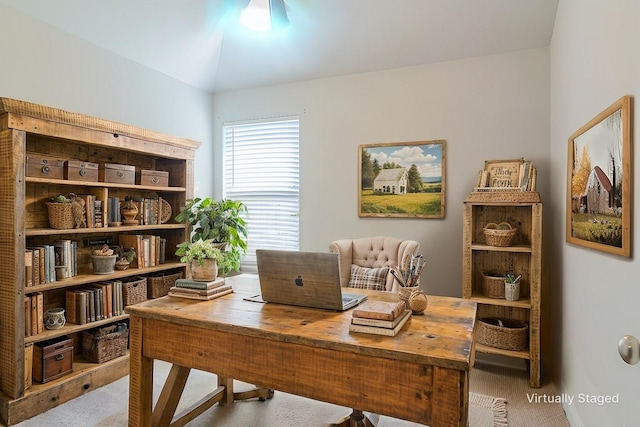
[12,360,569,427]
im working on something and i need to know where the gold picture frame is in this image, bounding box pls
[358,140,445,218]
[566,95,632,257]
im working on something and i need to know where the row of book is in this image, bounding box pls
[65,280,126,325]
[167,277,233,300]
[108,197,167,225]
[25,240,78,287]
[119,234,167,268]
[349,300,411,336]
[24,293,44,337]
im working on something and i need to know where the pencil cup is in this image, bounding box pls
[504,282,520,301]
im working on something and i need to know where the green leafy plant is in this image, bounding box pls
[49,194,72,203]
[175,197,248,274]
[175,239,222,266]
[505,274,521,284]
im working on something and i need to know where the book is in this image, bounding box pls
[348,309,411,336]
[352,300,406,321]
[24,250,33,287]
[169,283,232,297]
[351,309,412,329]
[119,234,144,268]
[24,297,31,337]
[168,287,233,301]
[65,290,78,324]
[174,277,226,290]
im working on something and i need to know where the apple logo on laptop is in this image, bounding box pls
[295,275,304,286]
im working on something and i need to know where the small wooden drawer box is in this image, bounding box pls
[64,160,99,182]
[33,336,73,384]
[26,155,64,180]
[136,169,169,187]
[99,163,136,184]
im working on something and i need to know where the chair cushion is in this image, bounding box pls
[348,265,389,291]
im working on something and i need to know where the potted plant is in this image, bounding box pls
[175,197,248,275]
[91,244,117,274]
[115,248,136,270]
[504,274,522,301]
[175,239,222,281]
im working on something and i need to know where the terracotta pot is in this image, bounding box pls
[190,258,218,281]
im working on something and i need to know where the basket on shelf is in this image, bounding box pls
[483,222,516,247]
[46,202,75,229]
[81,324,129,363]
[147,270,183,299]
[481,270,506,298]
[476,317,528,351]
[122,276,147,306]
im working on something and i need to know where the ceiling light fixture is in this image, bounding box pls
[239,0,289,32]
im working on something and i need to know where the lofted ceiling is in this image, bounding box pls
[0,0,558,93]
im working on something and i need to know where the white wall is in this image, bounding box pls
[550,1,640,426]
[213,47,550,299]
[0,4,214,196]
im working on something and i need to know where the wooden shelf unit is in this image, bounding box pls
[462,192,542,387]
[0,98,199,425]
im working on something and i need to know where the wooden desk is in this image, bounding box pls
[126,274,476,427]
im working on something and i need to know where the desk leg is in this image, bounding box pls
[128,316,154,427]
[153,365,191,426]
[332,409,377,427]
[218,375,275,405]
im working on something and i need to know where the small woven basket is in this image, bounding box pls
[483,222,516,247]
[46,202,75,229]
[122,276,147,306]
[82,327,129,363]
[481,270,505,298]
[476,317,528,351]
[147,270,183,299]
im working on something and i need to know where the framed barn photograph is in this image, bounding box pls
[358,140,446,218]
[566,95,632,257]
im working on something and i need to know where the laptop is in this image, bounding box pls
[255,249,368,311]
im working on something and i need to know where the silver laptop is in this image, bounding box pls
[256,249,367,311]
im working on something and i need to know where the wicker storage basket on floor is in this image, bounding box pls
[82,325,128,363]
[147,271,183,298]
[476,317,528,351]
[481,270,505,298]
[483,222,516,247]
[122,276,147,306]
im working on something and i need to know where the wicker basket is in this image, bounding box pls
[483,222,516,247]
[82,325,129,363]
[476,317,528,351]
[122,276,147,306]
[481,270,505,298]
[46,202,75,229]
[147,271,183,299]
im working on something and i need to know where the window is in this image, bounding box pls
[223,118,300,272]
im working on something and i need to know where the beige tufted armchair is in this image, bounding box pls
[329,236,420,292]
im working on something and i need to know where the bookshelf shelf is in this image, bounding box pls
[0,98,199,425]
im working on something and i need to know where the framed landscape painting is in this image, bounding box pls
[358,140,446,218]
[566,95,632,257]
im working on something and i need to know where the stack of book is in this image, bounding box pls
[349,300,411,336]
[168,277,233,300]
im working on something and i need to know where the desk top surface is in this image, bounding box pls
[126,274,476,370]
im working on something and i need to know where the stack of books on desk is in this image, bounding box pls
[349,300,411,336]
[167,277,233,300]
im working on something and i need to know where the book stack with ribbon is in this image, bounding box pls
[349,300,411,336]
[167,277,233,300]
